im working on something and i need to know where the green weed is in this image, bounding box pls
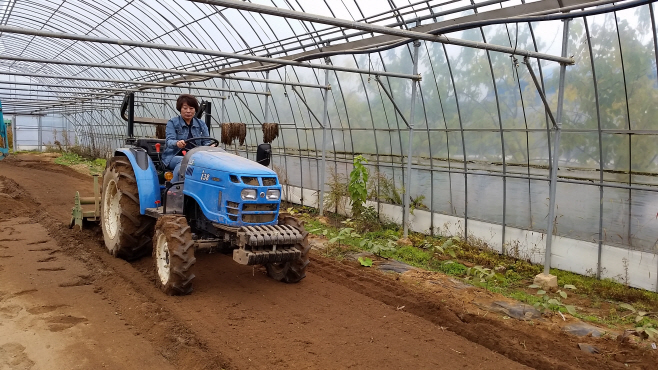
[55,152,106,175]
[348,155,369,218]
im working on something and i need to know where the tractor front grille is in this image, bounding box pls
[226,201,240,215]
[241,176,259,185]
[262,177,277,186]
[242,214,276,223]
[243,203,277,212]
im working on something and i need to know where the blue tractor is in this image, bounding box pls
[100,93,309,295]
[0,101,8,161]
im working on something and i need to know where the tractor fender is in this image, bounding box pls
[113,148,161,214]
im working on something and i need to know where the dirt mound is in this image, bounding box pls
[0,176,39,219]
[10,158,92,181]
[310,256,657,370]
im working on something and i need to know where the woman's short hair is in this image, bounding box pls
[176,94,199,112]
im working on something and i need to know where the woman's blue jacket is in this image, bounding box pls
[162,116,211,167]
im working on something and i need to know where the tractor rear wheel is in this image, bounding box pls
[153,215,196,295]
[265,213,310,283]
[101,156,154,260]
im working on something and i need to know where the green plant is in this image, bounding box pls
[285,207,299,216]
[618,303,657,324]
[424,236,461,258]
[395,246,432,266]
[465,265,495,283]
[358,256,373,267]
[348,155,369,217]
[356,205,379,229]
[328,227,361,249]
[360,237,397,256]
[634,323,658,340]
[528,284,577,315]
[324,168,349,214]
[409,195,428,214]
[367,171,403,205]
[436,260,468,275]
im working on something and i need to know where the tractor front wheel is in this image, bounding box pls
[101,157,154,260]
[265,213,310,283]
[153,215,196,295]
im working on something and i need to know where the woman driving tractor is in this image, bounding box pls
[162,94,215,180]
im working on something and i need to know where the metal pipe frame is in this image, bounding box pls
[523,58,559,130]
[264,148,658,193]
[543,19,571,276]
[0,25,421,81]
[233,94,263,125]
[403,42,421,238]
[290,86,324,128]
[220,79,226,124]
[0,54,328,90]
[172,0,602,77]
[0,90,217,104]
[650,2,658,291]
[318,67,330,216]
[583,17,605,280]
[375,76,411,129]
[0,79,228,99]
[190,0,573,65]
[263,71,270,124]
[0,70,268,95]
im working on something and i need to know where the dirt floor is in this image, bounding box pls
[1,154,657,370]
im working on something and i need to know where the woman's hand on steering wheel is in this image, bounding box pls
[174,136,220,156]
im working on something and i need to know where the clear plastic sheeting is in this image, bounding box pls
[1,0,658,289]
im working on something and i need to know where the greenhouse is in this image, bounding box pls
[1,1,658,368]
[4,0,658,289]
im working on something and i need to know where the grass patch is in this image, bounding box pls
[54,152,106,175]
[552,269,658,308]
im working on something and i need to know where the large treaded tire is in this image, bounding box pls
[101,157,154,260]
[265,213,310,283]
[153,215,196,295]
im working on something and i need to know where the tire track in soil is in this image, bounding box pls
[0,174,231,370]
[2,156,656,369]
[33,211,231,370]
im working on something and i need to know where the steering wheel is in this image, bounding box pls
[174,136,220,156]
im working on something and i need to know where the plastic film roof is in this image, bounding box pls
[3,0,658,279]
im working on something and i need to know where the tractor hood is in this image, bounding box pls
[190,151,275,176]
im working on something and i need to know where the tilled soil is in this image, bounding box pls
[0,154,656,369]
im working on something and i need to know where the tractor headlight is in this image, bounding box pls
[241,189,257,200]
[266,189,280,200]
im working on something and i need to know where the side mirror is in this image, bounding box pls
[256,143,271,167]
